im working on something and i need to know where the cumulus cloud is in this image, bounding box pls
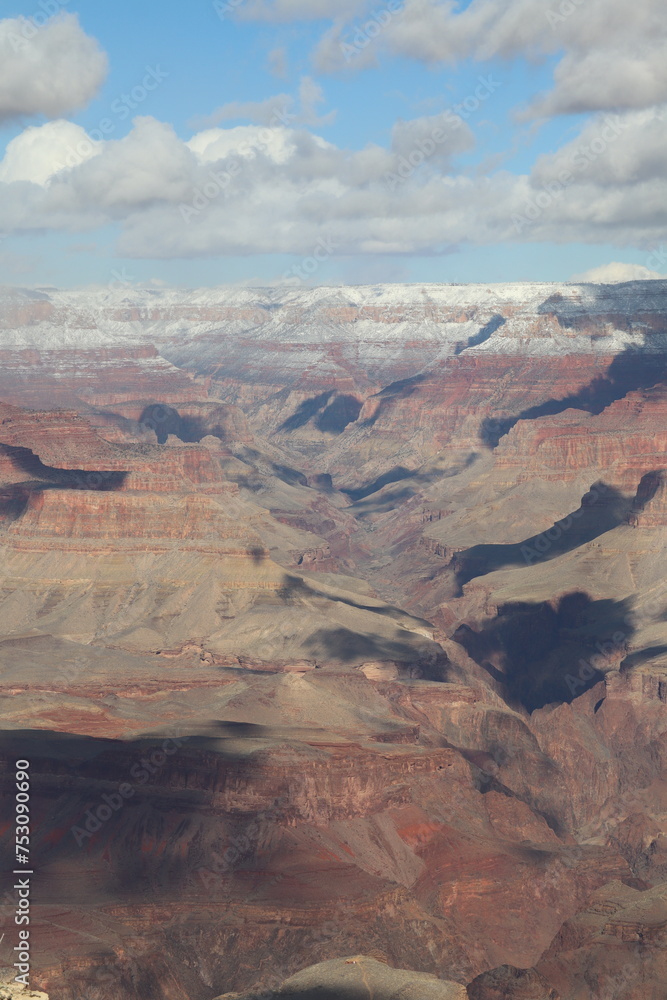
[530,110,667,189]
[0,13,108,122]
[0,120,101,185]
[525,45,667,119]
[508,109,667,246]
[187,124,300,166]
[391,111,476,168]
[52,118,197,214]
[1,108,667,261]
[571,262,667,282]
[0,113,497,254]
[309,0,667,120]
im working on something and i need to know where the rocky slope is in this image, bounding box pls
[1,280,667,999]
[218,956,468,999]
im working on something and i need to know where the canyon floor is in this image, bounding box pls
[1,281,667,999]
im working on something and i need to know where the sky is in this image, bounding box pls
[0,0,666,288]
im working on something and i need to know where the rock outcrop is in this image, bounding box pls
[217,956,467,999]
[466,966,559,1000]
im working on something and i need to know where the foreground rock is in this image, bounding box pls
[466,966,558,1000]
[0,981,48,1000]
[217,956,467,999]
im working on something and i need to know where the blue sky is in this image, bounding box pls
[0,0,665,287]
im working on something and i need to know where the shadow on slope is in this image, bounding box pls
[344,454,478,505]
[453,592,634,711]
[453,474,661,592]
[138,405,311,488]
[0,445,128,525]
[278,393,362,434]
[0,483,31,521]
[277,573,434,629]
[480,345,667,448]
[359,373,428,428]
[454,313,506,355]
[139,403,219,444]
[279,392,334,431]
[239,446,309,487]
[315,395,362,433]
[620,644,667,670]
[303,626,448,678]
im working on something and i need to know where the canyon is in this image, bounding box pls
[0,280,666,999]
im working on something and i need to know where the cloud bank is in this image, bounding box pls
[0,13,108,123]
[1,107,666,260]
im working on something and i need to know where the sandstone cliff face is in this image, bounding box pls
[536,881,667,999]
[10,489,253,543]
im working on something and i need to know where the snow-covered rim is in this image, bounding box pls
[0,280,665,357]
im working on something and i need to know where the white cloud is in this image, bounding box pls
[313,20,382,73]
[0,120,101,186]
[571,262,667,283]
[525,45,667,119]
[187,125,299,166]
[0,14,108,122]
[297,76,337,126]
[308,0,667,120]
[531,110,667,190]
[1,109,666,262]
[57,118,196,213]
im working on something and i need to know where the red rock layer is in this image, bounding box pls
[6,489,256,545]
[495,384,667,489]
[0,347,200,410]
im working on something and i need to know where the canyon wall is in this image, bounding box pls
[0,280,666,999]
